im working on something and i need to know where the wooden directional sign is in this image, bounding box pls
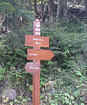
[25,62,40,74]
[25,35,49,47]
[27,49,54,60]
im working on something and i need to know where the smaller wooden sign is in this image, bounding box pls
[25,35,49,47]
[25,62,40,74]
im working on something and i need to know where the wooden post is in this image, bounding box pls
[33,67,40,105]
[33,19,41,105]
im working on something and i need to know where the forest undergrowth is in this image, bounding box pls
[0,14,87,105]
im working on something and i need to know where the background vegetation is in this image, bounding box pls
[0,0,87,105]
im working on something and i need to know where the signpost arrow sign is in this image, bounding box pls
[27,49,54,60]
[25,35,49,47]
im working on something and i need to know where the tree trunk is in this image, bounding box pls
[0,12,5,31]
[56,0,59,18]
[41,0,44,21]
[58,0,67,17]
[34,0,40,18]
[85,0,87,16]
[48,0,54,21]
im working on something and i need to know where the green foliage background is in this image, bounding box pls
[0,0,87,105]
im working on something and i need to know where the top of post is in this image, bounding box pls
[33,19,41,36]
[34,19,40,28]
[35,19,40,22]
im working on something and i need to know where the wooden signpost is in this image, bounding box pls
[25,19,54,105]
